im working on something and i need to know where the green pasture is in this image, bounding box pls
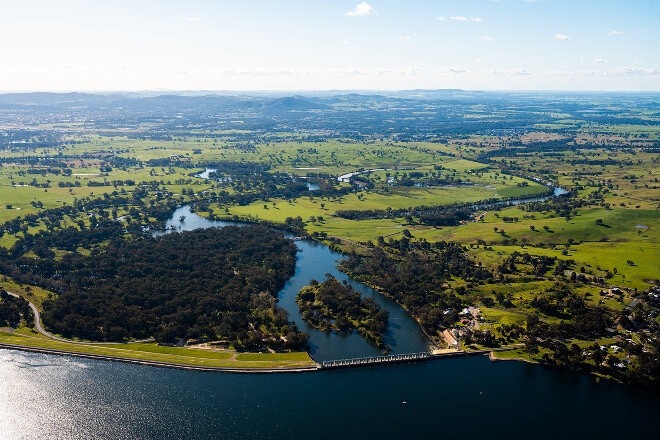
[441,159,490,172]
[566,241,659,289]
[413,205,656,245]
[473,280,555,303]
[1,280,53,309]
[226,181,544,224]
[94,136,449,175]
[469,238,656,290]
[312,218,406,243]
[479,307,528,326]
[489,348,532,361]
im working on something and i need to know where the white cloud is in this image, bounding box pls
[554,33,572,41]
[219,68,313,77]
[403,66,424,75]
[613,67,660,76]
[336,68,370,76]
[486,68,531,76]
[330,67,426,77]
[593,58,607,64]
[608,30,623,36]
[347,2,377,17]
[543,67,660,78]
[449,16,482,22]
[436,16,445,21]
[400,35,413,41]
[543,70,575,77]
[479,35,495,41]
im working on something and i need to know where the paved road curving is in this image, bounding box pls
[6,291,153,345]
[6,291,76,342]
[3,291,320,373]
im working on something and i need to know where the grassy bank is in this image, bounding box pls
[0,329,316,370]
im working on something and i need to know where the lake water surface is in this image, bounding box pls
[1,349,658,439]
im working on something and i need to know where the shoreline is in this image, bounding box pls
[0,342,321,374]
[1,341,523,373]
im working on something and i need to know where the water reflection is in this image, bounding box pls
[1,349,658,439]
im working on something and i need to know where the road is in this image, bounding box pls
[5,291,77,342]
[5,291,153,345]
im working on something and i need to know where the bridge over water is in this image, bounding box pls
[320,352,432,369]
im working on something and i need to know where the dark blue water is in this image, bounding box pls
[1,349,658,439]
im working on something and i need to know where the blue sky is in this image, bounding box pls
[1,0,658,91]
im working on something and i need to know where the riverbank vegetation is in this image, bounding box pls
[0,91,657,382]
[297,275,388,348]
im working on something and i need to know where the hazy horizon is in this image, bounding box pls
[2,89,659,95]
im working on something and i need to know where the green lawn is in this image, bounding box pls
[0,330,316,370]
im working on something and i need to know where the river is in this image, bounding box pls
[1,203,658,439]
[162,205,430,361]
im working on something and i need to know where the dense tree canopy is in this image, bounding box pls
[340,239,492,335]
[297,275,388,349]
[34,226,308,350]
[0,290,32,328]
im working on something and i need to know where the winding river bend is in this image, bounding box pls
[162,205,430,362]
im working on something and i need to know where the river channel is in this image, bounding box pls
[162,205,430,361]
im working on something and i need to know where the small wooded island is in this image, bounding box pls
[297,276,389,349]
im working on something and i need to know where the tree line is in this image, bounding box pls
[339,239,492,340]
[297,275,388,349]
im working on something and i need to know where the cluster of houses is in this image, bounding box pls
[442,306,482,349]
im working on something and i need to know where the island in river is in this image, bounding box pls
[296,275,389,349]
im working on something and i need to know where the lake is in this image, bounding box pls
[1,349,658,439]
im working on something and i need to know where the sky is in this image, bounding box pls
[0,0,658,92]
